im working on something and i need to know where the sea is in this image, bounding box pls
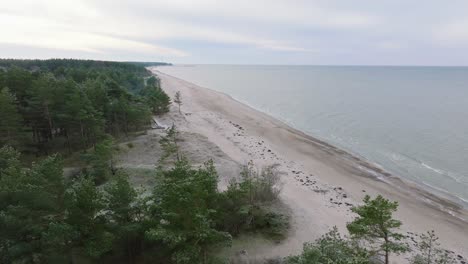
[157,65,468,207]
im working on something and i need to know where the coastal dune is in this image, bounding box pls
[151,68,468,261]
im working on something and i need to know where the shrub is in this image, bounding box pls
[239,162,283,204]
[410,230,456,264]
[215,162,288,239]
[252,211,289,240]
[286,227,370,264]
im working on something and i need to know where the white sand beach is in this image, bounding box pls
[149,68,468,263]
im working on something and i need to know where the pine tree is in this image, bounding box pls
[31,73,58,140]
[0,88,23,146]
[4,66,33,103]
[146,159,231,263]
[411,230,456,264]
[347,195,408,264]
[146,76,158,87]
[105,172,145,262]
[0,59,155,153]
[286,227,370,264]
[0,147,66,263]
[65,175,114,259]
[159,124,180,163]
[142,85,171,114]
[83,136,116,183]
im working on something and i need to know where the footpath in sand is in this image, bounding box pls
[148,68,468,262]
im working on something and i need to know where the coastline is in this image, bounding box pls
[150,68,468,260]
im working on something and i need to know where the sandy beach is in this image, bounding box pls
[147,68,468,262]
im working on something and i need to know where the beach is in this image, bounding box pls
[149,68,468,262]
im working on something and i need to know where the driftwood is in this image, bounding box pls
[151,117,168,129]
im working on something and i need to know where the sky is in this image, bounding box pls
[2,0,468,65]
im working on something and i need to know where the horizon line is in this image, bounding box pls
[2,58,468,67]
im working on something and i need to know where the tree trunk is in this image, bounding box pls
[80,120,86,148]
[68,246,74,264]
[427,239,432,264]
[384,234,389,264]
[126,235,133,264]
[124,112,129,137]
[32,127,37,143]
[203,248,207,264]
[65,129,72,154]
[6,126,11,141]
[114,113,119,135]
[45,104,54,139]
[91,131,97,148]
[110,158,116,175]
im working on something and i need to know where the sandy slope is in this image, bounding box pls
[150,68,468,263]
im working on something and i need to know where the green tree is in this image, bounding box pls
[105,172,145,263]
[0,88,23,146]
[159,124,181,163]
[146,159,231,263]
[31,73,58,140]
[83,78,109,114]
[146,76,158,87]
[286,227,370,264]
[4,66,33,103]
[142,85,171,115]
[126,100,152,131]
[411,230,456,264]
[0,147,66,263]
[347,195,408,264]
[0,59,154,154]
[106,172,137,223]
[61,82,104,150]
[84,137,116,183]
[65,175,114,259]
[238,162,282,204]
[215,162,287,239]
[0,70,4,88]
[41,221,77,263]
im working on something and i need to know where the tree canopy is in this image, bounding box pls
[0,59,170,156]
[347,195,408,264]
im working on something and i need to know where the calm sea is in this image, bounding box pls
[157,65,468,206]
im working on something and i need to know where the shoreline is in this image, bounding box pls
[155,68,468,215]
[150,67,468,260]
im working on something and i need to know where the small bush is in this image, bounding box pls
[215,162,288,240]
[252,210,289,240]
[410,230,456,264]
[126,142,134,149]
[286,227,370,264]
[239,162,283,204]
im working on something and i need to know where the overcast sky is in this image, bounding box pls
[2,0,468,65]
